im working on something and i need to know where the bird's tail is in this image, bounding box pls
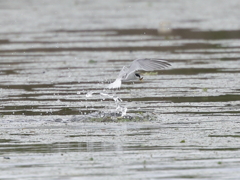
[107,78,122,89]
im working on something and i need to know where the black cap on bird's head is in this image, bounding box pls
[135,73,143,81]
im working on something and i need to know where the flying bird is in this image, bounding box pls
[107,58,171,89]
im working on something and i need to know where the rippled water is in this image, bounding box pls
[1,0,240,179]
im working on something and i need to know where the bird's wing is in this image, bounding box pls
[107,66,128,89]
[117,66,130,79]
[125,58,170,78]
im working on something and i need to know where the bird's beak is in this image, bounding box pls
[139,77,143,81]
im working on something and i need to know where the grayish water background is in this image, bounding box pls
[1,0,240,179]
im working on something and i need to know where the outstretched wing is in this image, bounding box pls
[125,58,170,79]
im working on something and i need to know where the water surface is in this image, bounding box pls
[1,0,240,179]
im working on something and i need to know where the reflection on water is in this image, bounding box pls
[1,120,240,179]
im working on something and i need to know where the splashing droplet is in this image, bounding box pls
[116,105,127,117]
[86,91,93,98]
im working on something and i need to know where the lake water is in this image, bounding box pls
[1,0,240,179]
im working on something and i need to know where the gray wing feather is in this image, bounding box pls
[125,58,170,78]
[117,66,129,79]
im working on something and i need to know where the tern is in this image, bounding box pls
[107,58,170,89]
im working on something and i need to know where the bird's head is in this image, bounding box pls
[135,73,143,81]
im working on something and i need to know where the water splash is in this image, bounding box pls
[86,91,94,98]
[86,89,127,117]
[116,105,127,117]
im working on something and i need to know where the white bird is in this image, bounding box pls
[107,58,171,89]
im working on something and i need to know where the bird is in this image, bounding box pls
[107,58,171,89]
